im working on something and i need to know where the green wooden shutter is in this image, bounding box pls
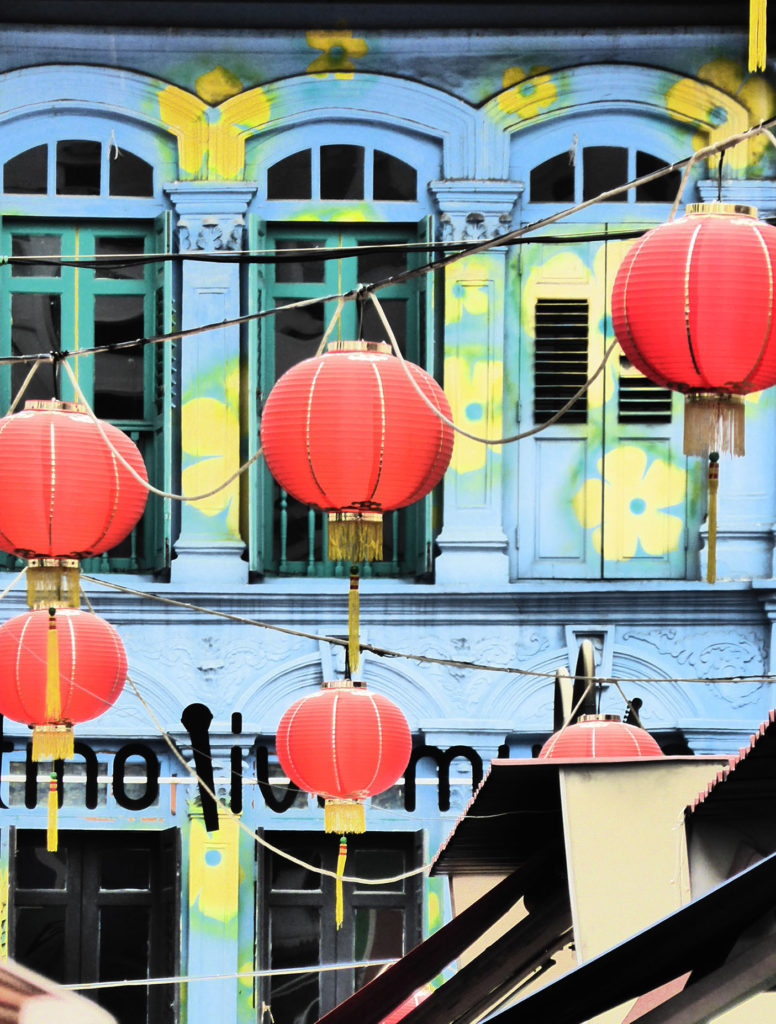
[415,214,438,576]
[150,211,175,573]
[247,214,267,575]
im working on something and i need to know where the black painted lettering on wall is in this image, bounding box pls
[112,743,160,810]
[254,741,303,813]
[404,744,483,812]
[230,712,243,815]
[180,703,219,831]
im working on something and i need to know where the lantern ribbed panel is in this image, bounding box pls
[0,609,126,726]
[538,718,664,759]
[260,348,453,513]
[0,405,148,558]
[276,686,412,800]
[612,210,776,394]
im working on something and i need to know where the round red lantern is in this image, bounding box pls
[538,714,664,759]
[0,607,127,761]
[276,680,412,833]
[0,400,148,560]
[260,340,454,561]
[612,203,776,457]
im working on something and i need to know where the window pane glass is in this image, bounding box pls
[95,236,146,280]
[275,239,326,284]
[353,907,404,989]
[373,151,417,201]
[98,906,151,1024]
[320,145,364,200]
[56,140,101,196]
[273,300,324,380]
[271,850,322,892]
[530,152,574,203]
[635,150,682,203]
[583,146,627,201]
[109,149,153,197]
[268,150,312,200]
[357,246,407,283]
[93,294,145,419]
[11,234,61,278]
[359,298,406,353]
[353,849,405,894]
[11,293,60,401]
[16,836,68,889]
[14,906,67,982]
[269,906,320,1024]
[101,847,150,890]
[4,145,47,194]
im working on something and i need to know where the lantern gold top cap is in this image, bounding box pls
[327,339,392,355]
[685,202,758,218]
[23,399,88,414]
[577,713,622,724]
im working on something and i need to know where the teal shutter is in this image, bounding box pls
[150,210,175,573]
[247,214,267,575]
[415,214,438,576]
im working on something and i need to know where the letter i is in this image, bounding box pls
[230,712,243,814]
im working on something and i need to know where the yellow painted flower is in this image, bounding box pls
[305,29,368,79]
[444,355,503,474]
[497,65,557,119]
[666,58,775,171]
[572,445,686,561]
[181,395,240,535]
[188,817,239,924]
[195,65,243,105]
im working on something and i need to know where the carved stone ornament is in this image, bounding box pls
[177,215,245,253]
[439,209,514,243]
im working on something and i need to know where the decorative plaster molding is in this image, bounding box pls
[177,215,245,253]
[429,179,524,242]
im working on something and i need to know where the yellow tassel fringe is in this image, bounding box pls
[32,724,74,762]
[46,609,62,724]
[328,513,383,563]
[47,772,59,853]
[335,836,347,930]
[683,394,745,458]
[324,799,365,834]
[750,0,767,72]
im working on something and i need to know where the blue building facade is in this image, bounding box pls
[1,4,776,1023]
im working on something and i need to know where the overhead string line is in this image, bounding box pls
[78,574,776,687]
[3,114,776,369]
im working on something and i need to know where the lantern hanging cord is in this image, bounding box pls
[77,574,776,686]
[366,290,618,446]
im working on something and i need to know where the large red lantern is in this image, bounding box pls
[612,203,776,457]
[276,680,412,834]
[0,399,148,562]
[260,340,454,561]
[538,714,664,759]
[0,607,127,761]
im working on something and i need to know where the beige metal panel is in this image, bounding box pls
[450,875,527,967]
[559,760,727,964]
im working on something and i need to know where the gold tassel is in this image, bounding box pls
[683,393,745,457]
[335,836,347,930]
[750,0,767,71]
[47,772,59,853]
[32,724,74,761]
[324,798,365,834]
[707,453,719,584]
[46,608,62,723]
[348,566,360,676]
[328,512,383,562]
[26,559,80,610]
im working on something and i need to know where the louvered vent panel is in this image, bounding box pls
[618,356,673,423]
[533,299,589,424]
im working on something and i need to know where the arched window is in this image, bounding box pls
[3,140,154,198]
[266,146,417,202]
[529,146,681,204]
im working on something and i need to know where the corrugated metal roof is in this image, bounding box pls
[687,708,776,818]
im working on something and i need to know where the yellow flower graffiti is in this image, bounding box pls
[305,29,368,79]
[572,446,686,561]
[188,817,240,924]
[497,65,558,119]
[666,58,775,171]
[445,257,494,325]
[195,65,243,105]
[444,355,503,474]
[181,394,240,536]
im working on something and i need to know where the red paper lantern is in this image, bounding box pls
[612,203,776,457]
[260,340,454,561]
[276,680,412,833]
[0,607,127,760]
[0,400,148,560]
[538,714,664,759]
